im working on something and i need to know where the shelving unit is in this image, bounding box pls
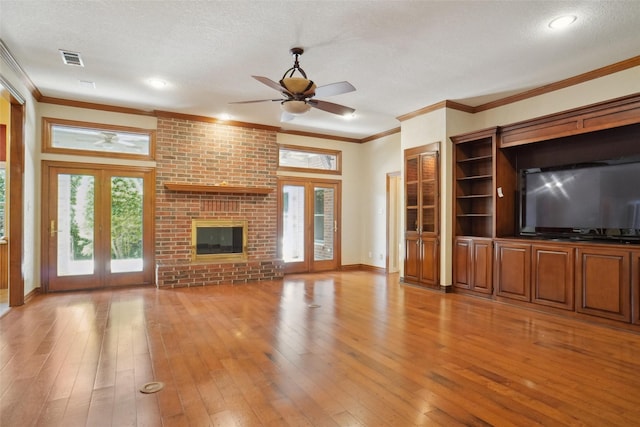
[452,128,496,238]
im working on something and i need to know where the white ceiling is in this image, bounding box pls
[1,1,639,139]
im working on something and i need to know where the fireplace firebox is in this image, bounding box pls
[192,219,247,262]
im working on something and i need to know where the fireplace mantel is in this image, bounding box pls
[164,182,273,194]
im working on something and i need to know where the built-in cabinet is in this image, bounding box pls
[404,143,439,289]
[449,93,640,330]
[575,247,631,322]
[494,241,575,311]
[454,237,492,295]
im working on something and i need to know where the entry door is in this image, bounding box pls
[42,162,154,291]
[279,178,341,274]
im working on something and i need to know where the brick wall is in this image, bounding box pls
[155,117,283,287]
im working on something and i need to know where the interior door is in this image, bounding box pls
[279,178,340,274]
[43,162,154,291]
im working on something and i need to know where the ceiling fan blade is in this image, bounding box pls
[308,99,355,116]
[314,81,356,98]
[252,75,291,95]
[229,99,282,104]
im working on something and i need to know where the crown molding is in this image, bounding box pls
[397,55,640,121]
[40,96,156,116]
[0,39,36,102]
[360,127,401,143]
[278,129,362,144]
[154,109,281,132]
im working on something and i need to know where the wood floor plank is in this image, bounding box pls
[2,272,640,426]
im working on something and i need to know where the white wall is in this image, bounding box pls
[359,133,402,269]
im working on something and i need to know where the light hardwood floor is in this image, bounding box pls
[1,271,640,426]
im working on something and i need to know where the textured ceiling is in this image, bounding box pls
[1,1,639,139]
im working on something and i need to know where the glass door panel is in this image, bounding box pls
[56,173,95,277]
[282,184,306,264]
[110,176,144,273]
[44,163,154,291]
[279,179,340,274]
[313,186,334,262]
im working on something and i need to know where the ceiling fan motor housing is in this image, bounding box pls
[280,77,316,99]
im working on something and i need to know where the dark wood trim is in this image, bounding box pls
[500,92,640,147]
[360,127,401,143]
[278,129,361,144]
[357,264,387,274]
[154,109,281,132]
[40,96,155,116]
[9,100,24,306]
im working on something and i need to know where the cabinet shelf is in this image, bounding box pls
[457,154,493,163]
[457,194,492,199]
[456,174,493,181]
[164,183,273,194]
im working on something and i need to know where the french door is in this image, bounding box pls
[42,162,154,291]
[278,178,341,274]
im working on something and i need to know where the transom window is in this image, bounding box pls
[278,144,341,175]
[43,117,155,160]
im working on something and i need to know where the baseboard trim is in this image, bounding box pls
[341,264,387,274]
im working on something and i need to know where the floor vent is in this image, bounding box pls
[59,49,84,67]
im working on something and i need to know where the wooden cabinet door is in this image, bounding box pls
[454,237,472,289]
[404,235,420,282]
[420,237,439,287]
[532,244,574,310]
[495,242,531,301]
[471,238,493,294]
[576,247,630,322]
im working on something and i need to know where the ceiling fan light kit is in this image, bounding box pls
[281,100,312,115]
[230,46,356,119]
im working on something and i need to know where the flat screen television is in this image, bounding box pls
[519,160,640,243]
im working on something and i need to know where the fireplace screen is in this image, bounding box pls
[192,220,247,261]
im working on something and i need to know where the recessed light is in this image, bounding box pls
[549,15,577,29]
[147,78,168,89]
[218,113,232,121]
[342,112,356,120]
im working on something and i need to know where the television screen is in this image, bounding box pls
[520,161,640,241]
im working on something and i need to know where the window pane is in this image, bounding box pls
[279,146,340,172]
[110,177,143,273]
[51,124,151,156]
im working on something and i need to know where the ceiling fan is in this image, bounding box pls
[231,47,356,121]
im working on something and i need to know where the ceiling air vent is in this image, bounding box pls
[59,49,84,67]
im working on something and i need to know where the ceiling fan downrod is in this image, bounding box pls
[282,47,308,79]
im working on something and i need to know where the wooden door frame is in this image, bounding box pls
[41,161,155,291]
[277,176,342,274]
[386,171,401,273]
[6,90,24,306]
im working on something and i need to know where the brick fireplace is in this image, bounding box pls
[154,117,283,287]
